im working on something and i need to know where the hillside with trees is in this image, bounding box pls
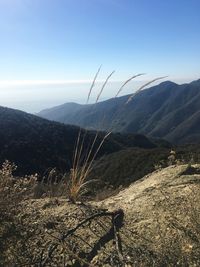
[0,106,160,176]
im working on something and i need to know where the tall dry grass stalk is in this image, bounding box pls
[69,68,115,202]
[126,76,168,104]
[68,68,167,202]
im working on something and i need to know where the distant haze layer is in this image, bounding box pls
[0,78,196,113]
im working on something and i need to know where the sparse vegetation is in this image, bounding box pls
[1,161,200,266]
[1,72,200,266]
[67,70,167,202]
[0,161,37,265]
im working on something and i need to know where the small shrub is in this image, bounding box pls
[0,160,37,265]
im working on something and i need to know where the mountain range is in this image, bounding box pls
[38,79,200,144]
[0,106,160,176]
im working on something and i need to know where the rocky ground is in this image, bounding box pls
[1,164,200,266]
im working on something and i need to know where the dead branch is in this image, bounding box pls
[41,209,124,267]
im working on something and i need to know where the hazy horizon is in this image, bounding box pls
[0,0,199,112]
[0,76,199,113]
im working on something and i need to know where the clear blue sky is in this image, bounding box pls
[0,0,199,81]
[0,0,200,112]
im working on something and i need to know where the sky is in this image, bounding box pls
[0,0,199,112]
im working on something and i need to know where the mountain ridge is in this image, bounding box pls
[38,79,200,144]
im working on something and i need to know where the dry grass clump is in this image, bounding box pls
[68,69,167,203]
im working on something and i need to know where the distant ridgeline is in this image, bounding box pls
[1,79,200,178]
[38,79,200,144]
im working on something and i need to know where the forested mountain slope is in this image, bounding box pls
[0,106,158,175]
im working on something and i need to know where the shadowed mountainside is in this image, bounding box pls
[88,143,200,194]
[0,106,161,176]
